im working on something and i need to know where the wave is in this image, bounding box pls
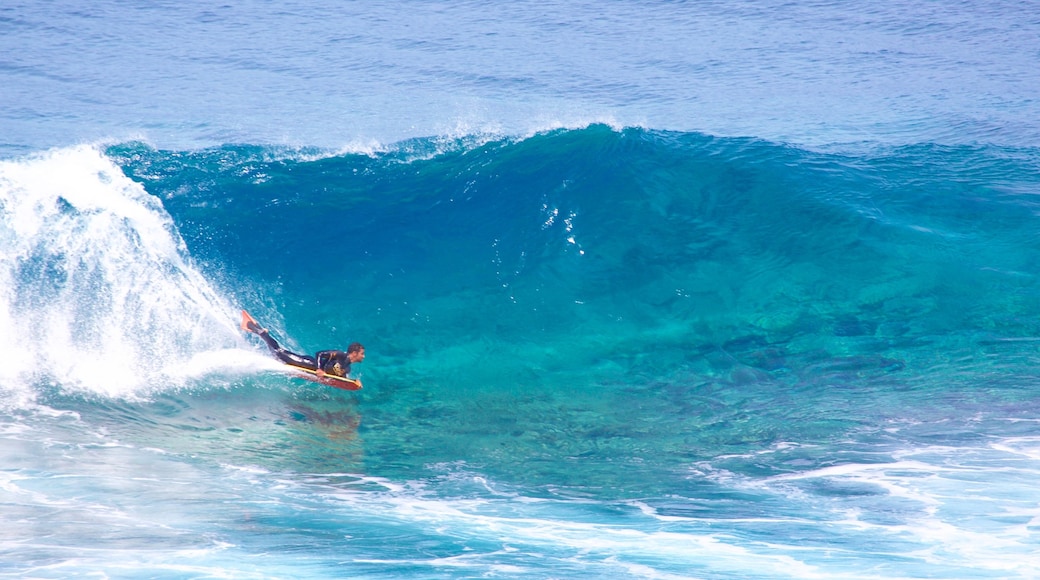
[4,127,1040,578]
[111,125,1040,352]
[5,126,1040,405]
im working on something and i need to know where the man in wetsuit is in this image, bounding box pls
[241,310,365,378]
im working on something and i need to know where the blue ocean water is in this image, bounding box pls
[3,1,1040,578]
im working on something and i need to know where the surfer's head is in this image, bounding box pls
[347,342,365,363]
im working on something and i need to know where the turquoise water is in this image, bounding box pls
[3,1,1040,578]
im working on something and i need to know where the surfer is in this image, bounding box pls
[240,310,365,379]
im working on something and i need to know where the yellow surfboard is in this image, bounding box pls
[286,364,363,390]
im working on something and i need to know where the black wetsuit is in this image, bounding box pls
[257,330,352,377]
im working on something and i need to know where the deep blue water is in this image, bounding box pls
[3,1,1040,578]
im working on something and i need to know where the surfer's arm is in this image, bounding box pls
[316,350,330,368]
[314,351,329,377]
[315,350,350,377]
[315,350,340,376]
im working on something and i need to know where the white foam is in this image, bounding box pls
[751,447,1040,575]
[165,348,282,381]
[0,145,247,401]
[303,479,834,579]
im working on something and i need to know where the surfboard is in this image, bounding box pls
[286,364,363,390]
[241,309,363,390]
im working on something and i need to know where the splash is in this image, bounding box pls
[0,145,245,400]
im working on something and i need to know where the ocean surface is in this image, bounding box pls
[3,1,1040,578]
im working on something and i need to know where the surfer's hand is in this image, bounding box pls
[316,369,325,378]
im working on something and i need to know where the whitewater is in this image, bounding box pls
[3,1,1040,578]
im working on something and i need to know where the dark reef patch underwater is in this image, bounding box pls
[4,125,1040,576]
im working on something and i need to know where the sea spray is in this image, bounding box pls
[0,146,246,399]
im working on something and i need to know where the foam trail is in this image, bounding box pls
[0,145,241,400]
